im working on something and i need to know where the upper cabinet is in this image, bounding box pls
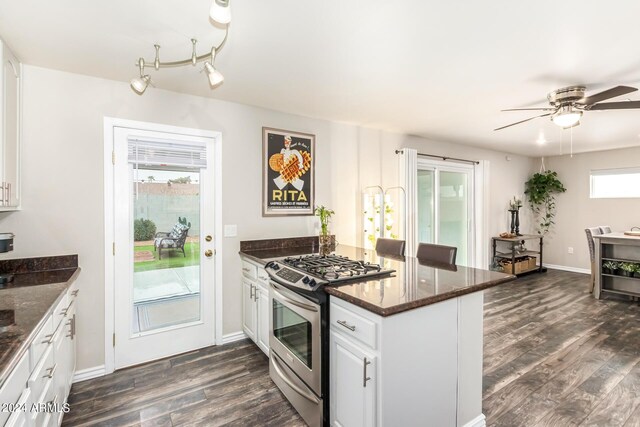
[0,38,21,211]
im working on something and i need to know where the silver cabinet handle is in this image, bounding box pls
[7,183,10,205]
[242,267,251,273]
[363,357,371,387]
[1,182,5,205]
[42,334,54,345]
[249,283,255,300]
[337,320,356,331]
[253,286,259,302]
[71,289,79,296]
[44,363,57,379]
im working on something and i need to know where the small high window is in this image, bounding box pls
[590,168,640,198]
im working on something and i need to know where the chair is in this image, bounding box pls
[416,243,457,266]
[598,225,612,234]
[375,238,406,258]
[154,222,190,259]
[585,227,602,293]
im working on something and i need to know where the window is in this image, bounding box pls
[590,168,640,198]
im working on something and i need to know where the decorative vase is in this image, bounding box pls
[508,209,517,235]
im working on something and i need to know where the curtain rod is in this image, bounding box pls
[394,150,479,165]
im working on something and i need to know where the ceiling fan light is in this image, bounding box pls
[210,0,231,24]
[552,107,582,128]
[204,62,224,87]
[130,75,151,95]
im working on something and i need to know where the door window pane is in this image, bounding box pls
[273,300,312,368]
[132,168,201,333]
[439,171,468,266]
[418,170,434,244]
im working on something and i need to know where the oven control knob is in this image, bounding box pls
[265,262,274,269]
[308,279,317,287]
[302,276,310,284]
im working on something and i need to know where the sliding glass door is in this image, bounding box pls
[417,162,473,266]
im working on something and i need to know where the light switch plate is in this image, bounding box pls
[224,224,238,237]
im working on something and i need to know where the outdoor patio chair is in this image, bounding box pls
[154,223,190,259]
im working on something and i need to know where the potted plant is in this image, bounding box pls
[634,264,640,279]
[619,262,636,277]
[524,170,567,235]
[315,205,335,247]
[602,261,618,275]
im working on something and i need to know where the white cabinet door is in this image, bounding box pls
[242,278,257,341]
[330,331,376,427]
[2,43,19,208]
[255,283,270,355]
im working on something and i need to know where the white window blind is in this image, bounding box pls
[590,167,640,198]
[127,138,207,169]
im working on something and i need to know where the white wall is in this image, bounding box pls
[0,65,534,371]
[538,146,640,270]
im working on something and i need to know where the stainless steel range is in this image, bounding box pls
[265,253,394,427]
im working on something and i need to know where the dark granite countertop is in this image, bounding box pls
[0,264,80,388]
[240,244,516,316]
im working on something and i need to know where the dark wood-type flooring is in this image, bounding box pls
[63,270,640,426]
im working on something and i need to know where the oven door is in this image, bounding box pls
[269,281,321,396]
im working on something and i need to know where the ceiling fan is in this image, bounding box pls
[495,85,640,131]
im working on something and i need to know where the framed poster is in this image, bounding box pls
[262,127,315,216]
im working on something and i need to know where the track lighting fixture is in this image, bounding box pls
[130,0,230,95]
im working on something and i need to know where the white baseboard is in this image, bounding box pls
[221,331,247,344]
[73,365,106,384]
[462,414,486,427]
[543,263,590,275]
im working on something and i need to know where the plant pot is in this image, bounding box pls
[634,272,640,279]
[620,270,633,277]
[319,234,332,247]
[602,268,612,275]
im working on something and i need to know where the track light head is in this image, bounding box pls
[210,0,231,25]
[204,62,224,87]
[130,75,151,95]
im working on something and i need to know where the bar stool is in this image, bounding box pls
[375,238,406,257]
[416,243,457,266]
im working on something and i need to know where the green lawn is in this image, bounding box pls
[134,242,200,272]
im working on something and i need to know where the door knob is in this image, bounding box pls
[205,235,212,242]
[204,249,213,257]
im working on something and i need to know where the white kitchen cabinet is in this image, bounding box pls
[0,37,21,210]
[240,256,271,356]
[0,283,78,427]
[255,282,270,354]
[330,330,376,427]
[330,293,482,427]
[242,277,257,341]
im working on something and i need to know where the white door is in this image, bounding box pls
[113,126,216,368]
[417,160,474,266]
[330,331,376,427]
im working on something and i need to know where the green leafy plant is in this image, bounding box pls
[602,261,619,274]
[524,170,566,234]
[315,206,335,236]
[619,262,637,277]
[134,218,157,241]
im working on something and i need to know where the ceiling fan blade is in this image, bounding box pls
[494,113,552,131]
[589,100,640,110]
[501,108,555,112]
[579,85,637,106]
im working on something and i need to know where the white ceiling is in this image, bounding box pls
[2,0,640,156]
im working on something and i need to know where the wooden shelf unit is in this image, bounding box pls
[491,234,546,277]
[594,233,640,300]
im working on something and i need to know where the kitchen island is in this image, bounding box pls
[240,240,515,427]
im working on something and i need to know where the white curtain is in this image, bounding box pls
[400,148,418,257]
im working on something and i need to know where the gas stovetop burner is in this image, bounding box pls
[281,254,387,282]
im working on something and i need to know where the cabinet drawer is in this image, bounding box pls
[52,293,69,330]
[330,302,378,350]
[0,351,29,426]
[32,375,55,427]
[30,316,54,370]
[5,388,30,427]
[256,267,270,285]
[28,346,54,403]
[241,260,257,280]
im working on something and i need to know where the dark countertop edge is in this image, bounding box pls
[324,274,517,317]
[0,267,81,389]
[239,252,269,266]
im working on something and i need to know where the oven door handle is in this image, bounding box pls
[271,354,320,404]
[270,283,318,312]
